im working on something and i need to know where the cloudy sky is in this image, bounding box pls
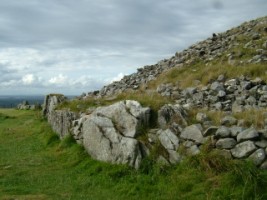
[0,0,266,95]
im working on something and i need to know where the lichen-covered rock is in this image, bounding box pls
[42,94,78,138]
[248,148,266,166]
[82,100,150,169]
[180,124,204,144]
[215,126,231,138]
[231,141,257,158]
[158,104,187,129]
[237,127,259,143]
[157,129,179,151]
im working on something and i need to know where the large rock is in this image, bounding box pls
[42,94,78,138]
[93,100,150,138]
[215,126,231,138]
[49,110,78,138]
[82,100,150,169]
[237,127,259,143]
[42,94,66,116]
[180,124,204,144]
[231,141,257,158]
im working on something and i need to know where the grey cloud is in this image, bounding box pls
[0,0,266,95]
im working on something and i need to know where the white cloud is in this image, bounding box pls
[22,74,35,85]
[0,0,266,95]
[109,72,125,83]
[48,74,67,85]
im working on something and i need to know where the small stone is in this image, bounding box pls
[252,33,260,40]
[210,81,225,92]
[248,148,265,166]
[255,140,267,148]
[260,160,267,169]
[215,126,231,138]
[221,116,237,126]
[180,124,204,144]
[216,138,237,149]
[237,127,259,143]
[168,150,181,164]
[217,74,225,82]
[231,141,257,158]
[217,90,226,98]
[187,145,200,156]
[158,129,180,151]
[216,149,232,159]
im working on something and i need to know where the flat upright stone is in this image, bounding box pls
[216,138,237,149]
[158,129,179,151]
[237,127,259,143]
[231,141,257,158]
[180,124,204,144]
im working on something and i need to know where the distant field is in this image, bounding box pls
[1,109,267,200]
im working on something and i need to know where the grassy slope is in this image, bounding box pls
[1,109,267,200]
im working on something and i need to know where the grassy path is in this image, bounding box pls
[0,109,267,200]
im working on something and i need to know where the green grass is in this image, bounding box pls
[1,109,267,200]
[148,62,267,91]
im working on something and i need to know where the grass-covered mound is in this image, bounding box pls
[1,109,267,200]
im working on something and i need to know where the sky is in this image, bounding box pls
[0,0,266,95]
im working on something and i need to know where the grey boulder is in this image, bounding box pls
[231,141,257,158]
[180,124,204,144]
[237,127,259,143]
[82,100,150,169]
[216,138,237,149]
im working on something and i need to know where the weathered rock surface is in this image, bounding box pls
[158,129,179,151]
[216,138,237,149]
[82,100,151,169]
[158,104,187,129]
[180,124,204,144]
[248,148,266,166]
[237,127,259,143]
[231,141,257,158]
[42,94,78,138]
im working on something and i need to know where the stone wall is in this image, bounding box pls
[42,94,79,138]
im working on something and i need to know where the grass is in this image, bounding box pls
[147,62,267,91]
[1,109,267,199]
[58,90,170,114]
